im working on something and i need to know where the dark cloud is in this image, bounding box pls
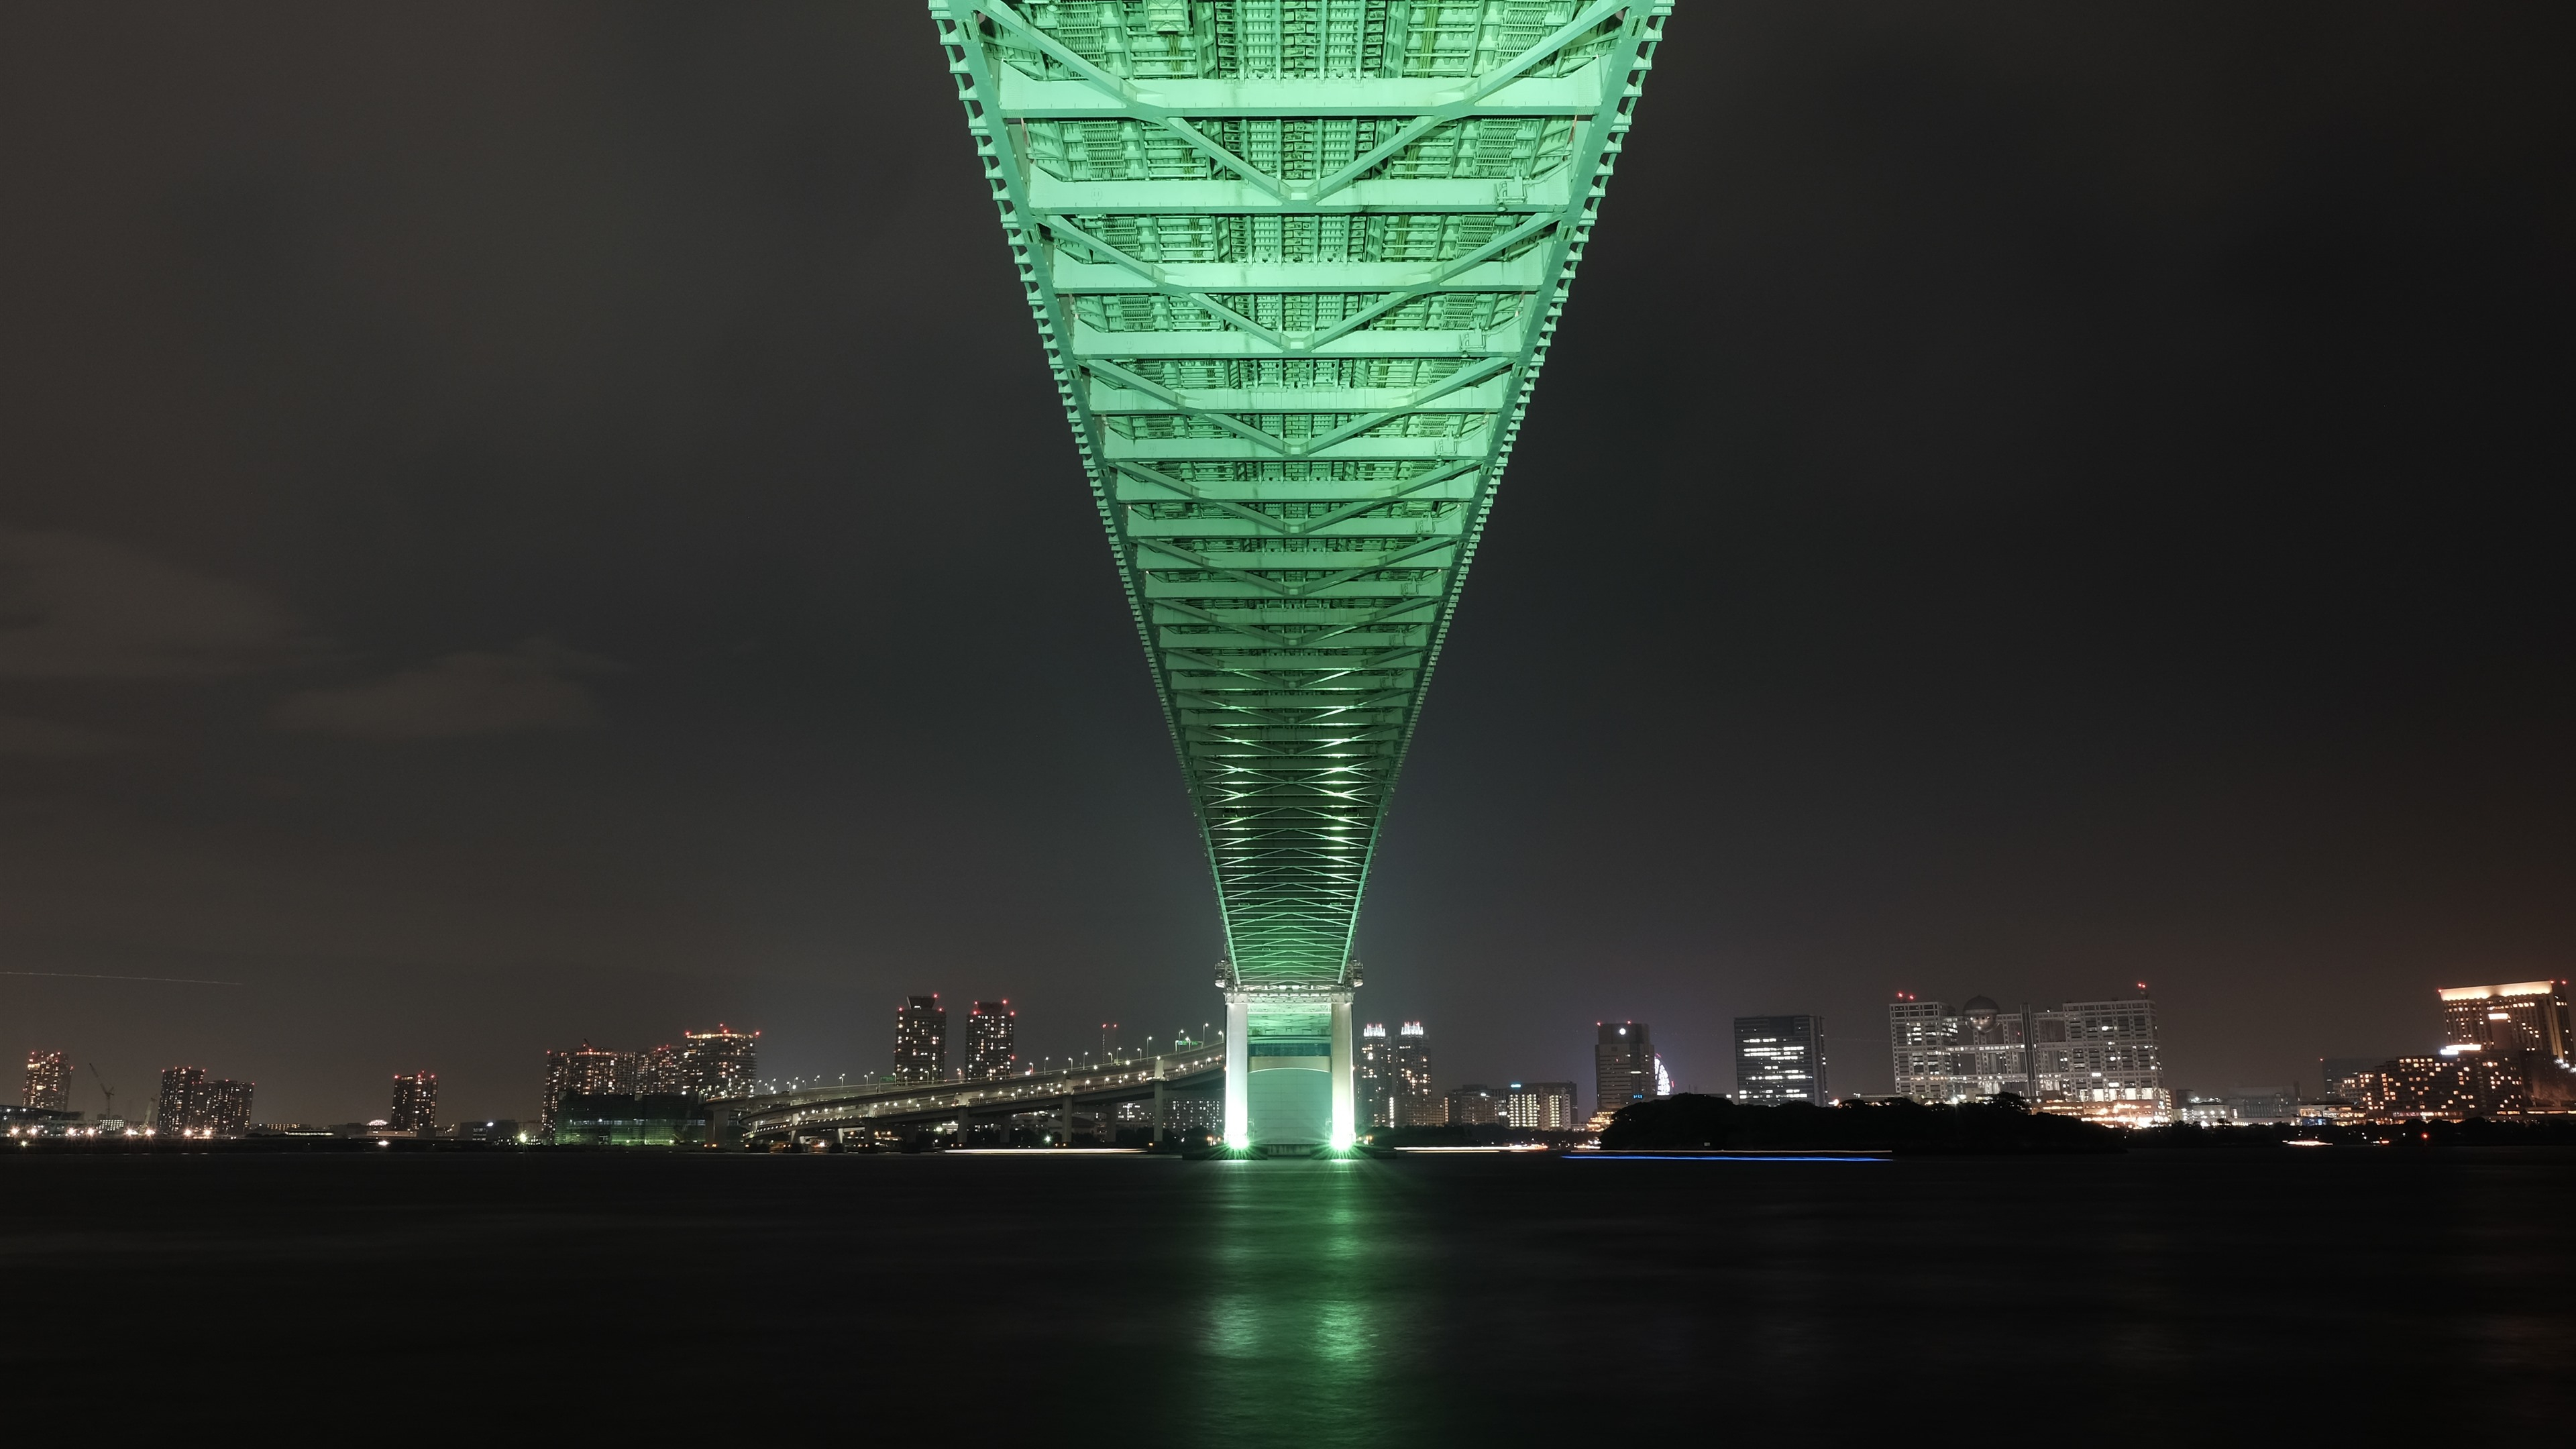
[0,712,131,758]
[0,529,305,679]
[272,639,611,740]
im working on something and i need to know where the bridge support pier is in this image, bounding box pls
[1330,995,1356,1151]
[1221,963,1362,1151]
[1222,995,1250,1149]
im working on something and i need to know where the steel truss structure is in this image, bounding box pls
[930,1,1668,1145]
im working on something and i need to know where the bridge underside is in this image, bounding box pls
[932,1,1667,1146]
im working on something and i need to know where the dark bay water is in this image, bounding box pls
[5,1148,2570,1442]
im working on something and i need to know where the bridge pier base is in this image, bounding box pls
[1330,995,1356,1150]
[1222,996,1250,1149]
[1221,965,1361,1151]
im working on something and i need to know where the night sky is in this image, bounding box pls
[3,4,2568,1124]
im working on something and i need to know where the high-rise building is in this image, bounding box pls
[156,1066,254,1137]
[2439,981,2574,1061]
[1390,1022,1438,1126]
[1890,997,2029,1102]
[894,995,947,1082]
[1891,992,2165,1120]
[23,1051,69,1112]
[1099,1022,1122,1056]
[156,1066,199,1133]
[389,1072,439,1134]
[204,1079,253,1137]
[2033,998,2165,1118]
[1356,1023,1393,1128]
[967,1001,1018,1081]
[1734,1014,1829,1106]
[1505,1081,1580,1130]
[682,1025,759,1098]
[637,1042,692,1096]
[1595,1022,1658,1118]
[541,1041,641,1141]
[2369,1050,2527,1118]
[1446,1084,1504,1126]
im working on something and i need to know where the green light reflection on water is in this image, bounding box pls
[1191,1159,1401,1446]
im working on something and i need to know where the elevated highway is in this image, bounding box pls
[715,1044,1227,1146]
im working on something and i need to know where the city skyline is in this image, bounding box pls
[17,971,2563,1131]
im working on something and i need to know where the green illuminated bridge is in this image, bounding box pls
[928,1,1670,1149]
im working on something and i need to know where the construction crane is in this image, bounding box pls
[87,1062,116,1123]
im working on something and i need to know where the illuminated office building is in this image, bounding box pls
[1391,1022,1438,1126]
[1890,998,2028,1103]
[894,996,948,1082]
[2033,998,2166,1118]
[1595,1022,1658,1118]
[1892,993,2165,1120]
[23,1051,69,1112]
[2440,981,2573,1061]
[389,1071,439,1134]
[966,1002,1018,1081]
[1733,1015,1829,1106]
[1505,1081,1579,1130]
[1357,1023,1393,1128]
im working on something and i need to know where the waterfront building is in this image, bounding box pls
[389,1071,439,1134]
[552,1093,711,1146]
[1446,1084,1504,1126]
[894,995,948,1081]
[1357,1023,1393,1128]
[1391,1022,1439,1126]
[205,1080,253,1136]
[1596,1022,1658,1118]
[23,1051,69,1112]
[2320,1057,2385,1102]
[682,1025,759,1098]
[965,1002,1017,1081]
[2226,1086,2295,1124]
[2034,998,2167,1120]
[156,1066,254,1138]
[2439,980,2573,1061]
[1890,998,2030,1103]
[1891,992,2166,1120]
[2178,1091,2233,1126]
[1504,1081,1580,1130]
[541,1042,642,1141]
[1733,1015,1829,1106]
[2368,1049,2527,1118]
[637,1042,691,1095]
[1164,1095,1223,1142]
[635,1026,760,1098]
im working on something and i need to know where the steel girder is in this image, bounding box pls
[930,1,1668,987]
